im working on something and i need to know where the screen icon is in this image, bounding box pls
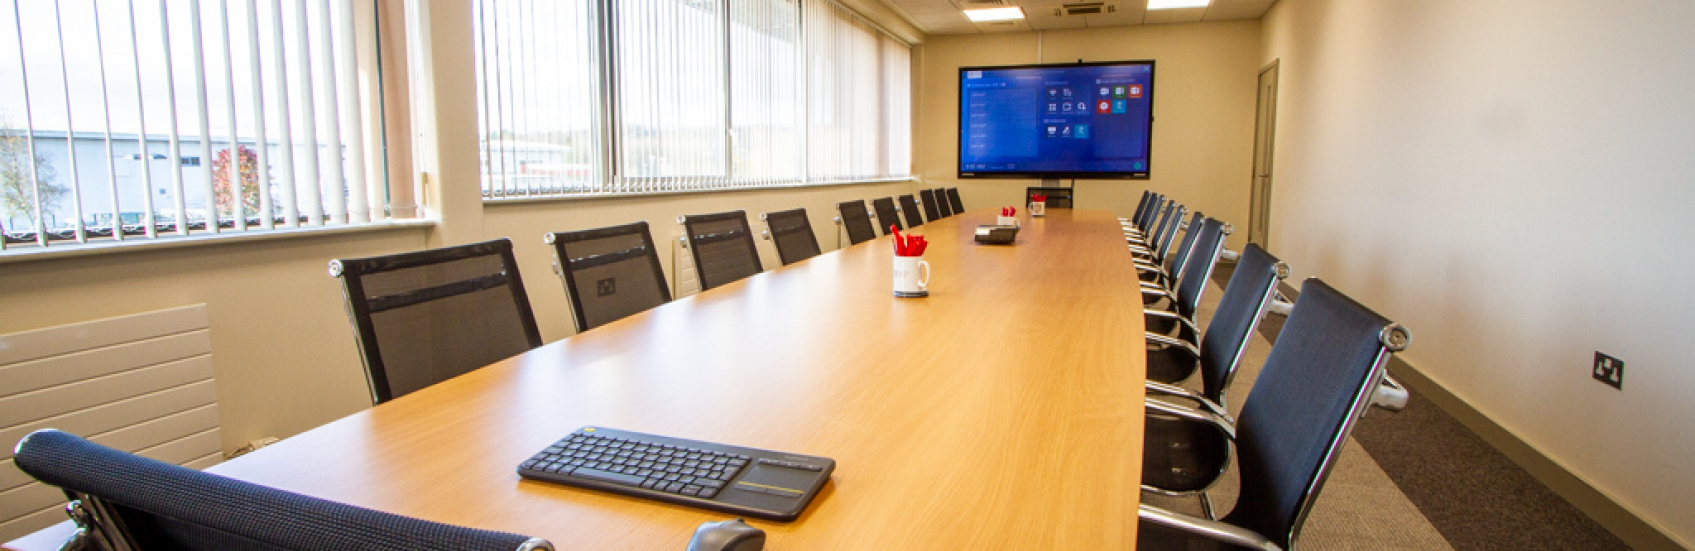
[1062,87,1073,98]
[1096,100,1111,114]
[1099,86,1110,96]
[1061,126,1072,137]
[1128,85,1143,98]
[1047,87,1060,98]
[1045,125,1059,137]
[1062,102,1074,112]
[1077,101,1089,111]
[1048,102,1059,113]
[1113,85,1127,98]
[1073,124,1090,138]
[1112,99,1127,114]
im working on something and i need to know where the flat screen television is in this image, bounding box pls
[958,60,1154,179]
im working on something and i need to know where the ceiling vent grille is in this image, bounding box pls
[1052,3,1117,16]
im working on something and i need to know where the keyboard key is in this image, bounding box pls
[698,479,724,489]
[571,467,644,487]
[665,482,684,493]
[682,486,701,496]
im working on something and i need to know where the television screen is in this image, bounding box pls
[958,61,1154,179]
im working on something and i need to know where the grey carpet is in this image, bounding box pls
[1209,263,1629,550]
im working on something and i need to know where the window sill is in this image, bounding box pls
[0,219,436,265]
[480,177,920,205]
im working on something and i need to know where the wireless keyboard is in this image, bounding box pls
[517,426,835,521]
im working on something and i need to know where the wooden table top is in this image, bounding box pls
[7,208,1146,550]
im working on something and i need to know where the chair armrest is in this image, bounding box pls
[1146,397,1235,438]
[1141,288,1170,299]
[1146,381,1233,422]
[1145,333,1200,357]
[1139,504,1281,551]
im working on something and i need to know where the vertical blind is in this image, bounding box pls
[474,0,910,200]
[0,0,388,251]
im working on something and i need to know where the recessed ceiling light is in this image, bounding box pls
[964,6,1025,22]
[1147,0,1208,9]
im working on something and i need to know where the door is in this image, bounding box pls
[1249,61,1279,246]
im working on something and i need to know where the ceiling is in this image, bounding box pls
[886,0,1274,35]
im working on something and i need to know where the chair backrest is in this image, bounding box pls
[933,188,954,217]
[946,188,964,215]
[1152,204,1188,259]
[1195,243,1288,407]
[762,208,822,266]
[13,429,551,551]
[1131,190,1151,221]
[1147,201,1179,248]
[918,189,942,222]
[1163,211,1206,278]
[1137,194,1165,231]
[681,211,763,291]
[871,197,902,234]
[1222,279,1409,550]
[547,221,671,332]
[1172,218,1228,319]
[330,238,542,404]
[1026,186,1075,208]
[897,194,924,228]
[835,200,878,245]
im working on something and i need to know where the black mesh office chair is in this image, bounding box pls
[933,188,953,218]
[1142,217,1228,329]
[762,208,822,266]
[835,200,878,246]
[680,211,763,291]
[13,429,552,551]
[1026,186,1075,208]
[898,194,924,228]
[1139,279,1411,550]
[330,238,543,404]
[946,188,965,215]
[1138,211,1205,287]
[1144,243,1288,394]
[871,197,902,234]
[546,221,671,332]
[918,189,942,222]
[1122,191,1153,237]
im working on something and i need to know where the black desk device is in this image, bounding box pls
[975,225,1019,244]
[518,427,835,521]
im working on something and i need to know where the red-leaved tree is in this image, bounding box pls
[212,145,269,218]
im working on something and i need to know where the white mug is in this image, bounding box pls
[1031,201,1047,216]
[997,216,1021,227]
[893,256,931,296]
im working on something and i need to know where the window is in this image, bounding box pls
[0,0,394,252]
[474,0,911,199]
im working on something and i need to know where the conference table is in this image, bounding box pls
[8,208,1148,550]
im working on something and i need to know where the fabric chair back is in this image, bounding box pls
[1131,190,1151,221]
[1172,218,1228,319]
[835,200,878,245]
[1223,279,1409,549]
[945,188,965,215]
[547,221,671,332]
[918,189,942,222]
[763,208,822,266]
[13,429,550,551]
[1196,243,1288,405]
[331,238,542,404]
[681,211,763,291]
[897,195,924,228]
[870,197,902,234]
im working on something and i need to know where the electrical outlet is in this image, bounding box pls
[1593,351,1624,390]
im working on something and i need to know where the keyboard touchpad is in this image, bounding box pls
[734,464,816,498]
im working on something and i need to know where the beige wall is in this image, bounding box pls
[913,21,1261,249]
[1261,0,1695,545]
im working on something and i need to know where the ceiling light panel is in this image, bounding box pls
[964,6,1026,21]
[1146,0,1207,9]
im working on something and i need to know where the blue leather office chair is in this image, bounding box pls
[1142,218,1229,330]
[1144,243,1288,390]
[1139,279,1411,549]
[1138,211,1205,288]
[13,429,552,551]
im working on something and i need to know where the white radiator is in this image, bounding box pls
[673,234,702,298]
[0,305,223,542]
